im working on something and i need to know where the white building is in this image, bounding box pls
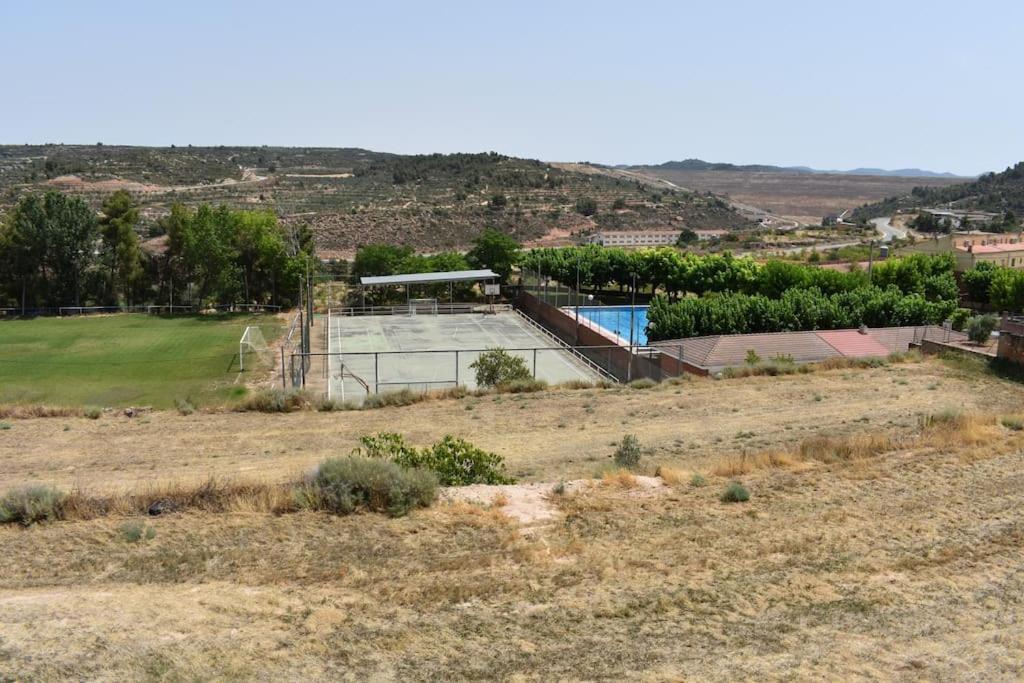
[588,230,684,247]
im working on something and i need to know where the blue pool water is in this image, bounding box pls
[575,305,650,346]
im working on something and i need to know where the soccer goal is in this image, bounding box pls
[239,325,268,371]
[408,298,439,316]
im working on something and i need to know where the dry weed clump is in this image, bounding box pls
[0,404,85,419]
[601,469,639,489]
[655,465,689,485]
[711,450,798,477]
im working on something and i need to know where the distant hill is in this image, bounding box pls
[0,145,751,255]
[631,158,964,179]
[850,161,1024,221]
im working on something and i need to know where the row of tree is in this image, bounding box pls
[646,287,958,340]
[520,246,957,303]
[962,261,1024,311]
[0,190,315,311]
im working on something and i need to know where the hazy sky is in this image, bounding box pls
[3,0,1020,175]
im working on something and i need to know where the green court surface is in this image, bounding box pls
[0,314,282,409]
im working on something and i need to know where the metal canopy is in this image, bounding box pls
[359,269,498,286]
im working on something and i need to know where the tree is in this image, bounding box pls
[467,229,520,282]
[352,244,414,278]
[574,197,598,216]
[98,190,143,305]
[676,228,699,247]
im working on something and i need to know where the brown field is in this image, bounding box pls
[2,357,1024,680]
[629,168,966,224]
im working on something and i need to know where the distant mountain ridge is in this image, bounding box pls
[627,159,966,179]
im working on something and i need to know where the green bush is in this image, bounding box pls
[627,378,656,390]
[720,482,750,503]
[358,432,514,485]
[296,457,437,517]
[613,434,643,469]
[84,407,102,420]
[0,422,10,430]
[948,307,972,331]
[690,473,707,487]
[0,485,66,525]
[966,314,998,344]
[1001,417,1024,431]
[175,399,194,416]
[471,348,532,388]
[745,349,761,366]
[119,520,156,543]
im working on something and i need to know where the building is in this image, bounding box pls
[588,229,724,247]
[588,230,683,247]
[904,230,1024,271]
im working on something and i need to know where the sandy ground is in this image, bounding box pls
[2,358,1020,495]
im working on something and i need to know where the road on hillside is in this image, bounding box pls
[871,216,907,242]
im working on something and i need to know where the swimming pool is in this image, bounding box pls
[574,305,650,346]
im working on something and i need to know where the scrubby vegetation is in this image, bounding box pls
[294,457,437,518]
[471,347,533,388]
[0,485,66,525]
[356,432,515,485]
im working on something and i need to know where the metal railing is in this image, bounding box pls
[328,303,510,317]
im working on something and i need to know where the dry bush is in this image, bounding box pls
[655,465,689,485]
[61,479,297,520]
[711,450,797,476]
[600,469,639,489]
[491,492,509,507]
[798,433,895,464]
[0,404,83,419]
[235,388,314,413]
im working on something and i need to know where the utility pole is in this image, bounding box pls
[627,271,636,382]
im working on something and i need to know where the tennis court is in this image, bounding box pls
[326,310,603,400]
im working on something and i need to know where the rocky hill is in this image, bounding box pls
[0,145,751,256]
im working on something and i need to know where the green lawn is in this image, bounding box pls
[0,314,283,409]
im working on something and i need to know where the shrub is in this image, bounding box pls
[0,422,10,430]
[551,481,566,495]
[720,482,750,503]
[296,457,437,517]
[966,314,998,344]
[175,399,194,416]
[628,378,657,390]
[119,520,156,543]
[601,469,639,488]
[412,435,515,485]
[690,473,707,487]
[0,485,66,525]
[84,407,102,420]
[1001,417,1024,431]
[471,348,532,388]
[574,197,598,216]
[361,389,426,409]
[745,349,761,366]
[613,434,643,469]
[358,432,514,485]
[237,388,311,413]
[495,378,547,394]
[949,307,971,331]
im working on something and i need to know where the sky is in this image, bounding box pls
[2,0,1021,176]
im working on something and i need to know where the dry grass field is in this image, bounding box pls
[2,357,1024,680]
[629,168,966,224]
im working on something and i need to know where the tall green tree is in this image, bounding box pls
[98,190,144,305]
[467,229,520,282]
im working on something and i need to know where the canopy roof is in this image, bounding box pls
[359,269,498,286]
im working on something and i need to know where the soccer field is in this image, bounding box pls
[0,314,282,409]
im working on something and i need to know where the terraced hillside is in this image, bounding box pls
[0,146,751,256]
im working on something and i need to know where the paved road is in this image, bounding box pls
[871,217,907,242]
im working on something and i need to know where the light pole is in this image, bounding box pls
[627,271,637,382]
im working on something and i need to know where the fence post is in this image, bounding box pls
[281,347,287,388]
[374,353,379,394]
[455,350,460,386]
[678,344,683,377]
[533,348,537,378]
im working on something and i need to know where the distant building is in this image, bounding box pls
[589,230,684,247]
[904,230,1024,270]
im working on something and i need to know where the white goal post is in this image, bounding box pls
[408,298,439,316]
[239,326,268,371]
